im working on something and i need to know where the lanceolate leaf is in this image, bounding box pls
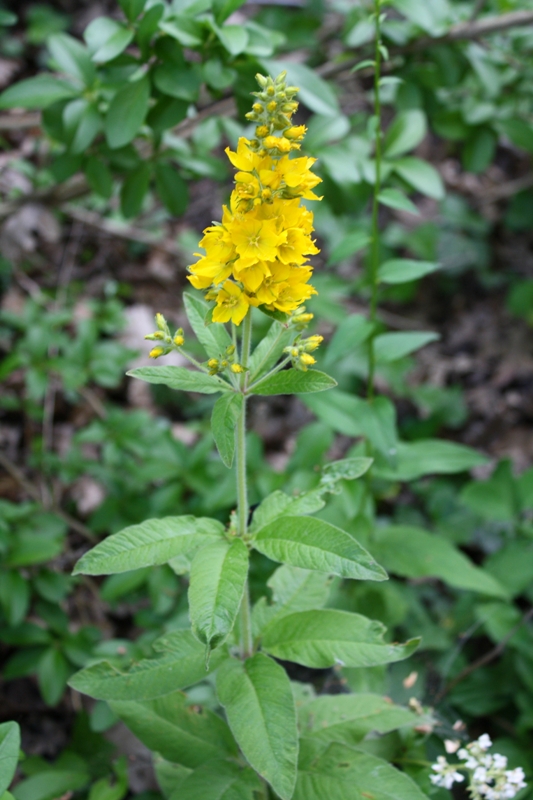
[110,691,237,768]
[374,438,487,481]
[211,393,243,468]
[262,609,420,668]
[73,516,224,575]
[183,292,233,359]
[253,516,387,581]
[248,320,293,380]
[0,721,20,795]
[252,565,331,636]
[373,331,439,362]
[251,369,336,396]
[189,539,249,649]
[105,75,150,149]
[294,739,429,800]
[0,75,77,109]
[69,630,228,700]
[128,365,228,394]
[298,694,422,745]
[172,759,262,800]
[217,653,298,800]
[378,258,440,284]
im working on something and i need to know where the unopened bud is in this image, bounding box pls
[155,313,167,331]
[231,363,244,373]
[149,346,165,359]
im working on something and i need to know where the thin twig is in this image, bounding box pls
[436,607,533,702]
[0,450,96,541]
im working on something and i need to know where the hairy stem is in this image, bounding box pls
[236,310,253,658]
[367,0,383,402]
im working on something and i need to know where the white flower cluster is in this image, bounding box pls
[430,734,527,799]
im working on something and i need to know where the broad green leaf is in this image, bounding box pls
[189,539,248,649]
[327,231,370,266]
[262,610,419,668]
[213,23,249,55]
[250,369,336,396]
[324,315,374,365]
[213,0,248,23]
[153,63,201,101]
[154,758,191,799]
[211,393,242,468]
[252,565,331,636]
[48,33,96,85]
[85,156,113,199]
[155,162,189,216]
[378,259,440,284]
[73,516,224,575]
[128,365,228,394]
[392,0,450,35]
[67,101,101,154]
[183,292,233,359]
[120,162,151,218]
[304,392,398,459]
[294,739,429,800]
[0,722,20,795]
[12,771,89,800]
[217,653,298,800]
[383,110,427,158]
[393,156,445,199]
[498,118,533,155]
[298,694,422,744]
[0,75,77,109]
[105,75,150,149]
[159,18,205,48]
[171,759,262,800]
[377,188,419,215]
[69,629,228,700]
[374,438,487,480]
[370,526,508,599]
[84,17,123,52]
[262,59,339,117]
[253,516,387,581]
[485,540,533,598]
[373,331,439,362]
[460,460,517,522]
[92,26,134,63]
[110,691,237,768]
[249,321,293,380]
[37,647,69,705]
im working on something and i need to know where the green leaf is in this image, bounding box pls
[253,516,387,581]
[212,22,249,55]
[262,60,339,117]
[249,321,293,380]
[393,156,445,199]
[159,17,205,48]
[262,610,419,668]
[298,693,422,744]
[69,629,228,700]
[383,110,427,158]
[370,526,508,599]
[374,438,487,481]
[155,162,189,216]
[324,315,373,365]
[377,188,419,215]
[498,118,533,155]
[460,460,517,522]
[105,75,150,149]
[217,653,298,800]
[189,539,248,649]
[85,156,113,199]
[485,540,533,598]
[172,760,262,800]
[327,231,370,266]
[0,722,20,795]
[294,739,429,800]
[304,392,397,459]
[153,62,201,101]
[93,26,134,63]
[63,98,101,154]
[73,516,223,575]
[0,75,77,109]
[0,571,30,626]
[373,331,439,362]
[211,393,242,468]
[213,0,248,23]
[110,691,237,768]
[120,162,151,218]
[183,292,233,359]
[0,10,17,25]
[48,33,96,85]
[392,0,450,35]
[252,565,331,636]
[250,369,336,396]
[37,647,70,706]
[128,365,228,394]
[378,258,440,284]
[12,771,89,800]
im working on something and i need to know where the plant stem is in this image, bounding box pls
[236,310,253,659]
[367,0,383,402]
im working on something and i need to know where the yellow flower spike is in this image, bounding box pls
[149,346,166,359]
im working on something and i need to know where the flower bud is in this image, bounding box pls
[231,363,244,373]
[149,346,165,359]
[256,125,269,138]
[285,125,307,140]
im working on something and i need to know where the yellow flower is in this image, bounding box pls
[225,139,267,172]
[234,260,272,294]
[173,334,185,346]
[212,281,251,325]
[149,346,165,358]
[299,353,316,370]
[277,228,319,265]
[230,217,285,269]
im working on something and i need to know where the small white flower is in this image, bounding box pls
[474,766,488,783]
[493,754,508,770]
[478,734,493,751]
[505,767,526,786]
